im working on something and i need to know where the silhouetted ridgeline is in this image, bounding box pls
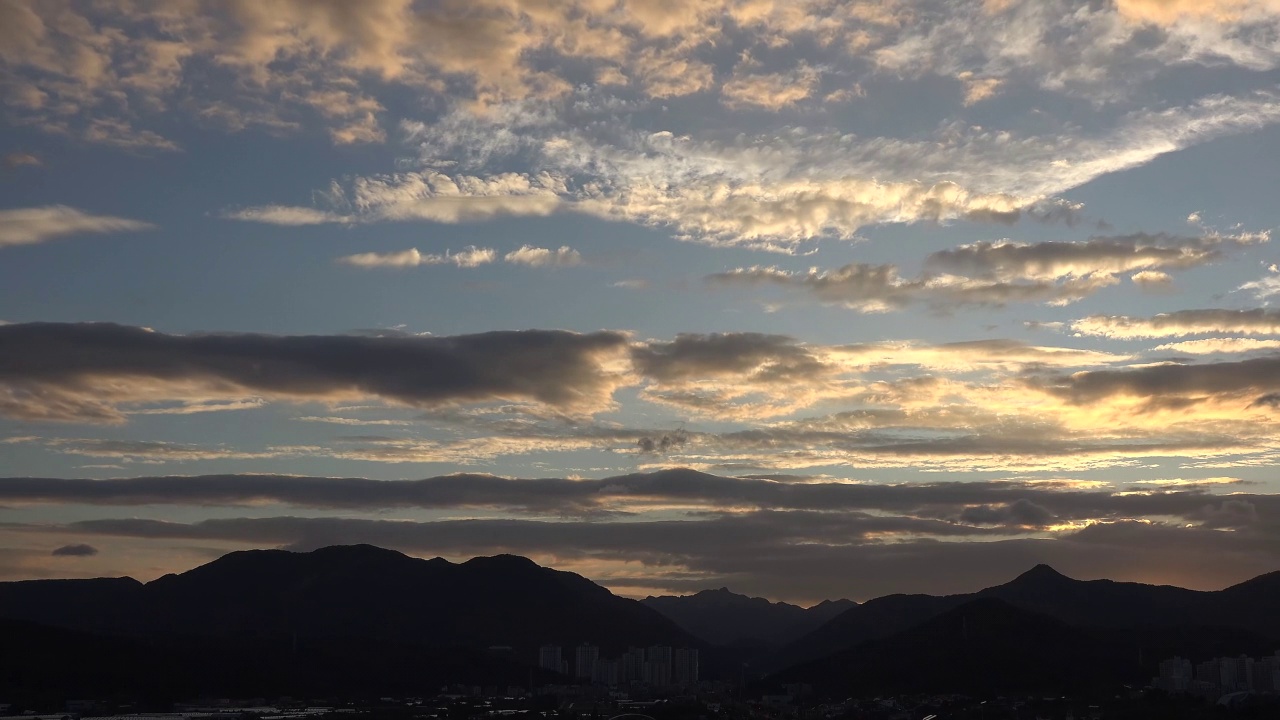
[769,598,1277,697]
[765,563,1280,675]
[641,587,855,648]
[0,545,697,701]
[0,544,691,651]
[2,546,1279,701]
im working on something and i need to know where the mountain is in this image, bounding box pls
[768,564,1280,674]
[641,587,856,647]
[0,545,706,700]
[0,545,694,652]
[771,598,1276,696]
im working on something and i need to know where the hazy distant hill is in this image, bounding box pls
[768,564,1280,674]
[0,544,693,652]
[641,587,855,647]
[771,597,1277,696]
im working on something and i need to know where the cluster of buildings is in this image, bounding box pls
[1154,652,1280,699]
[537,644,699,688]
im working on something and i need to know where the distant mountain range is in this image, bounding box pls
[3,546,1279,701]
[641,587,855,647]
[766,563,1280,674]
[772,597,1277,697]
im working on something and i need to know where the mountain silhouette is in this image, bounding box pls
[6,550,1280,701]
[641,587,855,647]
[0,544,693,651]
[770,597,1276,696]
[767,564,1280,674]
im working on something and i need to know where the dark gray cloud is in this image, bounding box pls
[924,232,1247,281]
[0,322,631,421]
[631,333,827,383]
[51,543,98,557]
[1047,355,1280,404]
[636,429,689,454]
[4,469,1273,527]
[709,231,1265,313]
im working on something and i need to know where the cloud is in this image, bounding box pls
[1046,355,1280,406]
[2,152,40,168]
[709,228,1268,311]
[0,206,154,248]
[339,245,582,269]
[339,246,497,268]
[1151,337,1280,354]
[503,245,583,267]
[224,206,348,226]
[1131,270,1173,288]
[720,64,821,110]
[1071,309,1280,338]
[1238,270,1280,302]
[6,469,1271,527]
[25,493,1280,599]
[51,543,98,557]
[708,261,1119,312]
[0,322,632,422]
[1114,0,1280,26]
[223,83,1280,249]
[5,0,1280,168]
[630,333,837,417]
[925,231,1265,283]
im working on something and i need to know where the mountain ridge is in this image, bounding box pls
[640,586,856,648]
[0,544,695,652]
[766,562,1280,674]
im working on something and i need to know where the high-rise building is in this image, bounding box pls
[1156,656,1192,693]
[620,647,645,683]
[575,643,600,679]
[1221,655,1254,692]
[593,659,620,687]
[538,645,563,674]
[674,647,700,686]
[1250,654,1278,692]
[645,645,672,687]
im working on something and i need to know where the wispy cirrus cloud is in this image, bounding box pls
[0,206,153,248]
[339,246,497,269]
[503,245,583,267]
[338,245,583,269]
[1071,309,1280,338]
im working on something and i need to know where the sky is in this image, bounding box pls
[4,0,1280,604]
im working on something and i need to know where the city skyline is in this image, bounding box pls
[4,0,1280,603]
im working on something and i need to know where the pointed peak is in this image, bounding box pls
[1014,564,1070,583]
